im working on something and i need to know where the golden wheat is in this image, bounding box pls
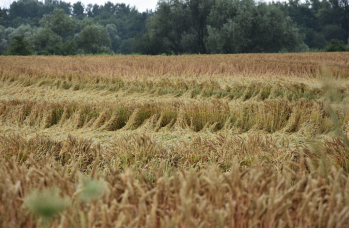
[0,54,349,227]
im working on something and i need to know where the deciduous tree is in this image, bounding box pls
[39,9,77,37]
[77,24,111,54]
[4,34,33,55]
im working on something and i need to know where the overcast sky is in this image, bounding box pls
[0,0,159,12]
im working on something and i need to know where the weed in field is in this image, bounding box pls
[25,188,71,219]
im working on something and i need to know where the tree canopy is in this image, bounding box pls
[4,34,33,55]
[206,0,303,53]
[0,0,348,55]
[77,24,112,54]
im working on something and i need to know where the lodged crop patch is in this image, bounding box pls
[1,53,349,227]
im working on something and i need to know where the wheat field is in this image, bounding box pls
[1,53,349,227]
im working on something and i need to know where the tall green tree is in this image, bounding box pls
[30,27,62,54]
[146,0,191,54]
[185,0,214,53]
[318,0,348,42]
[0,25,15,54]
[73,1,85,18]
[77,24,112,54]
[0,7,9,26]
[106,24,121,52]
[4,34,33,55]
[206,0,304,53]
[39,9,77,37]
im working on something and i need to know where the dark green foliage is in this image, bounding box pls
[118,39,134,54]
[1,0,349,55]
[39,9,77,37]
[133,33,170,55]
[77,24,111,54]
[6,0,71,27]
[303,29,327,49]
[1,0,150,55]
[73,1,84,17]
[325,39,349,52]
[145,0,191,54]
[142,0,304,54]
[206,0,304,53]
[31,9,79,55]
[0,7,9,27]
[30,28,62,54]
[106,24,121,53]
[322,25,347,42]
[40,40,77,56]
[276,0,349,50]
[4,35,33,56]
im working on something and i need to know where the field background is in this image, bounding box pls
[1,53,349,227]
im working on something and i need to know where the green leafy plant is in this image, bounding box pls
[77,176,106,203]
[24,188,71,219]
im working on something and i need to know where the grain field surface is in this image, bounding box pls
[1,53,349,227]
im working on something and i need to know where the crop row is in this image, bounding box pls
[1,54,349,80]
[2,74,333,102]
[1,98,347,134]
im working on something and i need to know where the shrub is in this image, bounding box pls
[4,35,33,56]
[325,39,348,52]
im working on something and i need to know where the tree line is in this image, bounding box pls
[0,0,348,55]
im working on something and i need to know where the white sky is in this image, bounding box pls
[0,0,159,12]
